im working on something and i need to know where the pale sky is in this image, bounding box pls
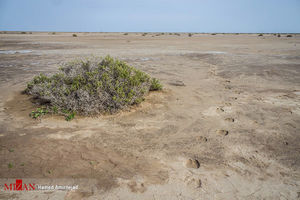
[0,0,299,33]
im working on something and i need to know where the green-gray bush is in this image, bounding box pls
[150,78,163,91]
[29,107,48,119]
[25,56,162,119]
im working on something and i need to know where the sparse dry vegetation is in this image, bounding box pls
[25,56,162,120]
[72,33,77,37]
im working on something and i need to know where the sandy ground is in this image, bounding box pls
[0,32,300,200]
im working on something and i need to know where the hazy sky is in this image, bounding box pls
[0,0,299,33]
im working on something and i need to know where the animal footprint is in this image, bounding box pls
[196,136,208,142]
[225,102,232,106]
[225,118,235,122]
[216,129,229,136]
[216,107,225,112]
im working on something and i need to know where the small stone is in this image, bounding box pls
[216,130,229,136]
[185,159,200,169]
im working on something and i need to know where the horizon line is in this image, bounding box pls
[1,30,300,34]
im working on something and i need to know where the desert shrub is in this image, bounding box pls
[124,33,128,35]
[21,32,26,34]
[188,33,192,37]
[25,56,162,119]
[65,111,76,121]
[8,163,13,169]
[155,33,164,36]
[150,78,162,91]
[286,34,292,37]
[174,33,180,36]
[30,107,48,119]
[142,33,147,36]
[72,34,77,37]
[52,32,56,35]
[258,34,263,36]
[211,33,216,35]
